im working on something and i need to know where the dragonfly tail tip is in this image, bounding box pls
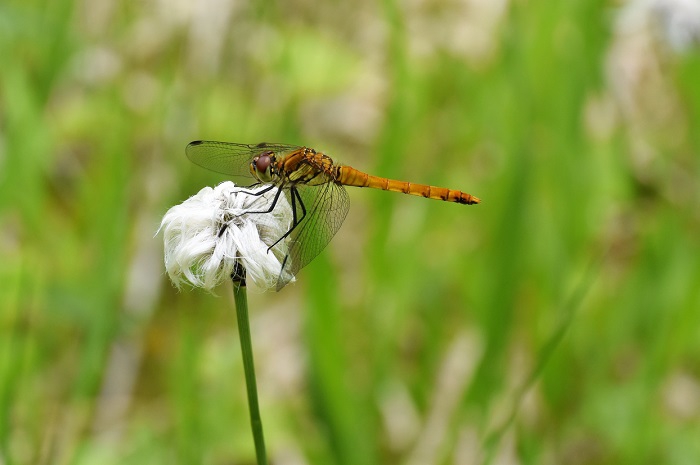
[461,194,481,205]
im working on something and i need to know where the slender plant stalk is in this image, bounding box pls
[231,263,268,465]
[480,255,603,465]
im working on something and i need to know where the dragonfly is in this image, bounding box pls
[186,140,480,290]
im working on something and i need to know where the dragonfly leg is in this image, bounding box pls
[266,187,306,252]
[230,182,271,196]
[240,184,285,216]
[219,184,282,236]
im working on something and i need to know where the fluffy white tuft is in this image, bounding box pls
[158,181,293,292]
[618,0,700,52]
[651,0,700,51]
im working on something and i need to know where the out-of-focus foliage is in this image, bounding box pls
[1,0,700,464]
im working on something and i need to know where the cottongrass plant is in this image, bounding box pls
[159,181,294,465]
[160,181,293,292]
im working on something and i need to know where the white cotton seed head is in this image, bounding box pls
[650,0,700,51]
[158,181,294,292]
[619,0,700,52]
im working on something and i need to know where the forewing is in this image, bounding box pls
[186,141,302,182]
[276,181,350,290]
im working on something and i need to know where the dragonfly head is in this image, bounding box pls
[250,151,276,182]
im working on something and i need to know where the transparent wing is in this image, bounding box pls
[276,181,350,290]
[186,140,302,182]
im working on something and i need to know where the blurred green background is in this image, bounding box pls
[2,0,700,464]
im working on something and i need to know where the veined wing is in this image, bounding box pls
[276,181,350,290]
[186,141,302,182]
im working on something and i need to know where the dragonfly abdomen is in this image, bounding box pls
[338,166,480,205]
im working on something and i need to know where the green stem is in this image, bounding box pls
[232,264,268,465]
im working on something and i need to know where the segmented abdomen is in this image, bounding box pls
[337,166,480,205]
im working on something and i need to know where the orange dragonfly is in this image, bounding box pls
[186,141,480,290]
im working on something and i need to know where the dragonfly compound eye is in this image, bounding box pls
[255,152,272,173]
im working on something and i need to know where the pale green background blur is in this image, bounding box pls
[2,0,700,464]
